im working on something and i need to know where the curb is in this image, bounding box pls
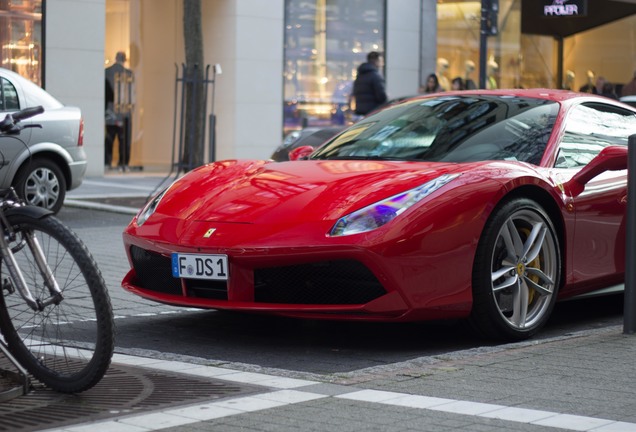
[64,199,141,215]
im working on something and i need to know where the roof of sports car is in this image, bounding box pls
[413,89,609,103]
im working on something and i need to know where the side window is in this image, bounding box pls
[555,103,636,168]
[0,77,20,112]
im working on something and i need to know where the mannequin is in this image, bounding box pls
[487,59,499,90]
[437,58,450,91]
[563,70,575,90]
[464,60,477,90]
[579,70,595,93]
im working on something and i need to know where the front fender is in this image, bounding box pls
[5,205,53,220]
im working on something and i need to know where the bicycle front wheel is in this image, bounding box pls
[0,213,114,393]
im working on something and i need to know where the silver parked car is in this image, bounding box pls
[0,67,86,213]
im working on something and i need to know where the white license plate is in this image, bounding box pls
[171,253,229,280]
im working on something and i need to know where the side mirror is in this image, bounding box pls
[566,145,628,196]
[288,145,315,161]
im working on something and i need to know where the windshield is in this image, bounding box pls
[311,95,559,165]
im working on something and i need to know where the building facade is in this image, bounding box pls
[1,0,635,177]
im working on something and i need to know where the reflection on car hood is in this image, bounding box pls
[159,159,462,223]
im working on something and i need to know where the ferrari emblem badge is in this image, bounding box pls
[203,228,216,238]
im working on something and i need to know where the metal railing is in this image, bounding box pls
[624,134,636,334]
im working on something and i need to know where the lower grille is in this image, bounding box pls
[130,246,228,299]
[185,279,228,300]
[130,247,386,306]
[254,260,386,305]
[130,246,181,295]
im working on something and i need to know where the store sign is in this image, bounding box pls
[543,0,587,17]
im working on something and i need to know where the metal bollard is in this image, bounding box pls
[625,134,636,334]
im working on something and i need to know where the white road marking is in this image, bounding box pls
[44,353,636,432]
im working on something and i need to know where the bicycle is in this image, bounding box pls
[0,106,114,393]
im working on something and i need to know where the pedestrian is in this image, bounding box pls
[594,76,608,95]
[621,70,636,97]
[420,73,443,94]
[352,51,387,116]
[105,51,134,171]
[451,77,465,91]
[104,78,121,169]
[601,82,618,100]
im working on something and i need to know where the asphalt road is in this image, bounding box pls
[54,206,625,378]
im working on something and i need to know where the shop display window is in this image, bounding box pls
[283,0,385,133]
[0,0,42,85]
[437,0,555,90]
[437,0,525,91]
[437,1,636,93]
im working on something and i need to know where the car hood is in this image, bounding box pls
[158,159,467,224]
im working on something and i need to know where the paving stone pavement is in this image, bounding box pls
[1,173,636,432]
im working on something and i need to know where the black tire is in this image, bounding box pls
[470,198,561,341]
[0,214,114,393]
[14,159,67,214]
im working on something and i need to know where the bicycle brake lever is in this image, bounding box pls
[1,124,23,135]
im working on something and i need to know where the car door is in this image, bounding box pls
[0,73,24,186]
[555,102,636,291]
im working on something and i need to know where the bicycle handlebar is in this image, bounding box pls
[12,106,44,121]
[0,106,44,134]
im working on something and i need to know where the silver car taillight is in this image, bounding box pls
[78,118,84,146]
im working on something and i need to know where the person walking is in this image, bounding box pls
[105,51,134,171]
[352,51,387,116]
[104,77,120,169]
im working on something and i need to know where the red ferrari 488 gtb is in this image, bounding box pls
[122,89,636,341]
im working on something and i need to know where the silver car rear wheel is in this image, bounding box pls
[15,159,67,214]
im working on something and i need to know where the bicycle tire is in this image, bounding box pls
[0,213,114,393]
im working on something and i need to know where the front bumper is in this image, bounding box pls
[121,240,412,321]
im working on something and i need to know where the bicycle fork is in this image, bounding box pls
[0,227,63,312]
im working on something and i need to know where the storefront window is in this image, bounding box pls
[563,14,636,96]
[437,1,550,90]
[0,0,42,85]
[437,0,527,91]
[283,0,385,133]
[436,1,481,90]
[438,0,636,93]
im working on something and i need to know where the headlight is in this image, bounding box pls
[136,187,169,226]
[329,174,459,236]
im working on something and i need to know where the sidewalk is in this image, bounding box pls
[1,172,636,432]
[21,325,636,432]
[1,172,171,405]
[64,172,177,214]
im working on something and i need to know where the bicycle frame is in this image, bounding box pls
[0,191,64,311]
[0,105,114,395]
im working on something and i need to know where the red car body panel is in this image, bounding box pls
[122,90,632,322]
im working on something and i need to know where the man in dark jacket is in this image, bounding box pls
[353,51,387,115]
